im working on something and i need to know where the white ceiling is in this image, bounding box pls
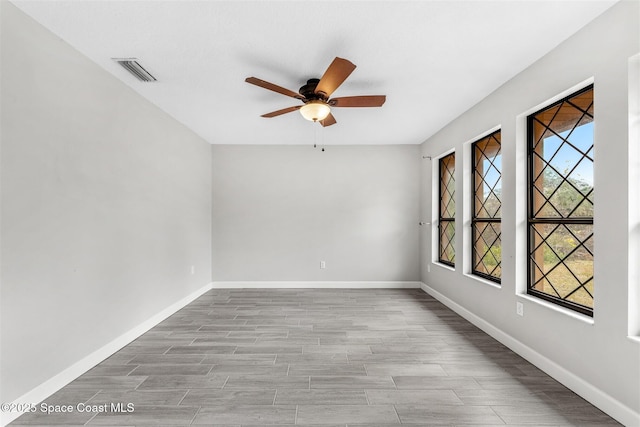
[11,0,616,146]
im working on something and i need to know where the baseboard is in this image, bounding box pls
[211,281,422,289]
[420,282,640,427]
[1,282,213,427]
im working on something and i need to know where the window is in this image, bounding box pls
[527,85,594,316]
[439,152,456,266]
[472,130,502,282]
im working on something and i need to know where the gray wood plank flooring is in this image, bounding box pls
[10,289,620,426]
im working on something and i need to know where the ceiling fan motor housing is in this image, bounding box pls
[299,78,325,101]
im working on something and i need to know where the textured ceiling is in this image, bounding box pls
[11,0,617,145]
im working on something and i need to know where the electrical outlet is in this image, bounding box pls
[427,264,431,273]
[516,301,524,316]
[190,265,195,275]
[320,261,326,269]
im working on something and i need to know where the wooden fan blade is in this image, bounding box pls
[320,112,337,127]
[246,77,302,99]
[331,95,386,108]
[315,57,356,98]
[261,105,301,118]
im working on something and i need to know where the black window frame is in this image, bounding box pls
[471,130,502,283]
[526,84,594,317]
[438,152,456,267]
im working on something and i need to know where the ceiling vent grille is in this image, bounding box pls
[113,58,157,82]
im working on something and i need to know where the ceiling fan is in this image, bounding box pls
[245,57,385,127]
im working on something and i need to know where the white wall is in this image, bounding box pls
[420,1,639,424]
[0,1,212,407]
[629,53,640,338]
[212,144,420,283]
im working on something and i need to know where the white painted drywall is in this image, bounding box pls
[212,144,420,282]
[629,53,640,338]
[420,0,639,423]
[0,1,212,405]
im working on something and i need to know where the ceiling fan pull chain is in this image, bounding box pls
[313,126,318,148]
[316,126,325,152]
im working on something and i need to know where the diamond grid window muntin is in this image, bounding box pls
[530,223,594,306]
[472,221,502,280]
[531,99,594,219]
[439,153,455,266]
[527,85,594,317]
[472,130,502,283]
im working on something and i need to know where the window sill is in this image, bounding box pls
[433,261,455,272]
[464,273,501,290]
[516,294,594,325]
[627,336,640,344]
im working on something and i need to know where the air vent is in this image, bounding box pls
[113,58,156,82]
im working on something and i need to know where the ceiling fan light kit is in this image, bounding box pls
[300,101,331,122]
[246,57,385,127]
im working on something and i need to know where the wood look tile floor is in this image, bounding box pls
[11,289,620,426]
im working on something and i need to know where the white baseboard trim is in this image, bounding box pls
[212,281,422,289]
[1,282,214,427]
[420,282,640,427]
